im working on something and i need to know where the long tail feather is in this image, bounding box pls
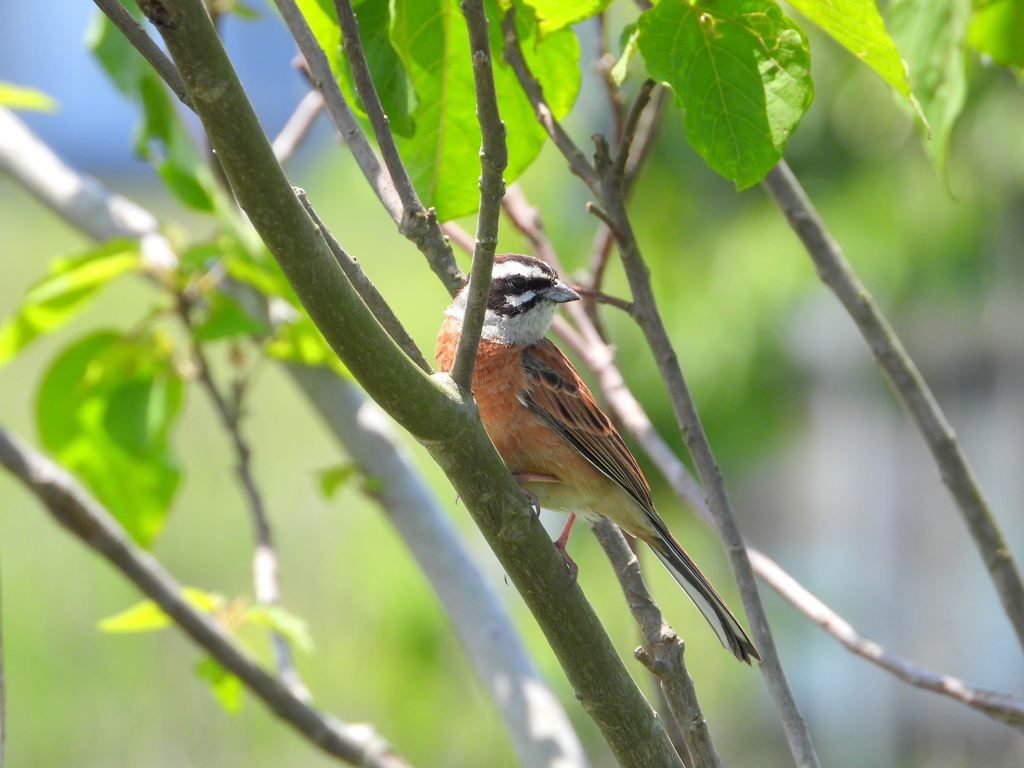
[647,533,760,664]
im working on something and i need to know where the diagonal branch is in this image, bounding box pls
[134,2,685,763]
[92,0,191,107]
[592,519,722,768]
[272,89,325,164]
[0,104,590,768]
[495,38,822,758]
[450,0,508,391]
[763,160,1024,656]
[0,425,412,768]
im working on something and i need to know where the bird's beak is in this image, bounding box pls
[542,280,581,303]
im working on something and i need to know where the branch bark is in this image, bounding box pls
[450,0,508,391]
[763,160,1024,656]
[133,3,686,763]
[0,104,590,768]
[0,425,412,768]
[502,20,822,768]
[592,520,722,768]
[272,89,324,164]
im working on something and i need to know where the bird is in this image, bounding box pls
[435,252,760,664]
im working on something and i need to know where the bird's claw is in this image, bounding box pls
[553,539,579,584]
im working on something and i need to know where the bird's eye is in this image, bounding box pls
[509,275,527,292]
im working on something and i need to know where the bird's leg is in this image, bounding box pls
[553,514,578,582]
[512,471,559,519]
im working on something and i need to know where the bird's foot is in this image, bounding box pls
[512,472,559,519]
[553,537,579,584]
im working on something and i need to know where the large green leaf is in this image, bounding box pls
[888,0,970,167]
[0,81,58,112]
[0,240,140,365]
[522,0,614,35]
[784,0,923,120]
[637,0,813,189]
[390,0,580,220]
[295,0,415,136]
[85,9,215,211]
[968,0,1024,67]
[37,331,183,545]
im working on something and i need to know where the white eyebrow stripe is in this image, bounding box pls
[491,260,549,281]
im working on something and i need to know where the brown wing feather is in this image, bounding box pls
[520,340,654,513]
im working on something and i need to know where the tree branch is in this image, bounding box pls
[552,315,1024,732]
[495,39,822,757]
[296,189,431,373]
[0,425,411,768]
[272,89,324,164]
[613,79,655,181]
[592,519,722,768]
[450,0,508,391]
[135,3,686,763]
[92,0,191,107]
[272,0,465,294]
[0,104,590,768]
[762,160,1024,656]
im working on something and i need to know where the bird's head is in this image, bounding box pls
[445,253,580,346]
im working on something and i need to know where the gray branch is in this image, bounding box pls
[92,0,191,107]
[449,0,508,390]
[489,44,822,754]
[0,104,589,768]
[273,0,465,294]
[763,160,1024,655]
[0,425,412,768]
[592,520,722,768]
[551,316,1024,732]
[272,89,325,164]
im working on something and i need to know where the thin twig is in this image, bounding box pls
[552,314,1024,732]
[175,295,309,702]
[334,0,418,214]
[273,0,465,294]
[296,189,431,372]
[570,285,634,315]
[595,12,626,143]
[496,39,822,757]
[449,0,508,391]
[592,519,723,768]
[0,425,412,768]
[0,106,590,768]
[92,0,192,108]
[763,160,1024,656]
[748,549,1024,730]
[613,79,655,181]
[273,89,325,164]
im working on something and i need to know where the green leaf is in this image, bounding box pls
[195,656,244,712]
[264,313,348,375]
[522,0,614,35]
[296,0,415,137]
[0,240,140,365]
[611,24,640,87]
[316,462,357,498]
[968,0,1024,67]
[389,0,581,220]
[86,9,215,212]
[97,587,221,633]
[244,605,315,654]
[637,0,813,189]
[0,81,59,112]
[36,331,183,545]
[783,0,924,121]
[888,0,970,168]
[98,599,172,632]
[192,292,269,341]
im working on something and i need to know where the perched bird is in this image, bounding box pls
[435,252,759,663]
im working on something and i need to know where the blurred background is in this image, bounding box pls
[2,1,1024,766]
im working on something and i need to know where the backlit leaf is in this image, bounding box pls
[191,292,269,341]
[389,0,580,220]
[888,0,970,168]
[784,0,925,122]
[0,81,58,112]
[0,240,140,365]
[36,331,183,545]
[245,605,315,654]
[522,0,614,35]
[968,0,1024,67]
[316,462,357,498]
[98,599,172,632]
[637,0,813,188]
[195,656,244,712]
